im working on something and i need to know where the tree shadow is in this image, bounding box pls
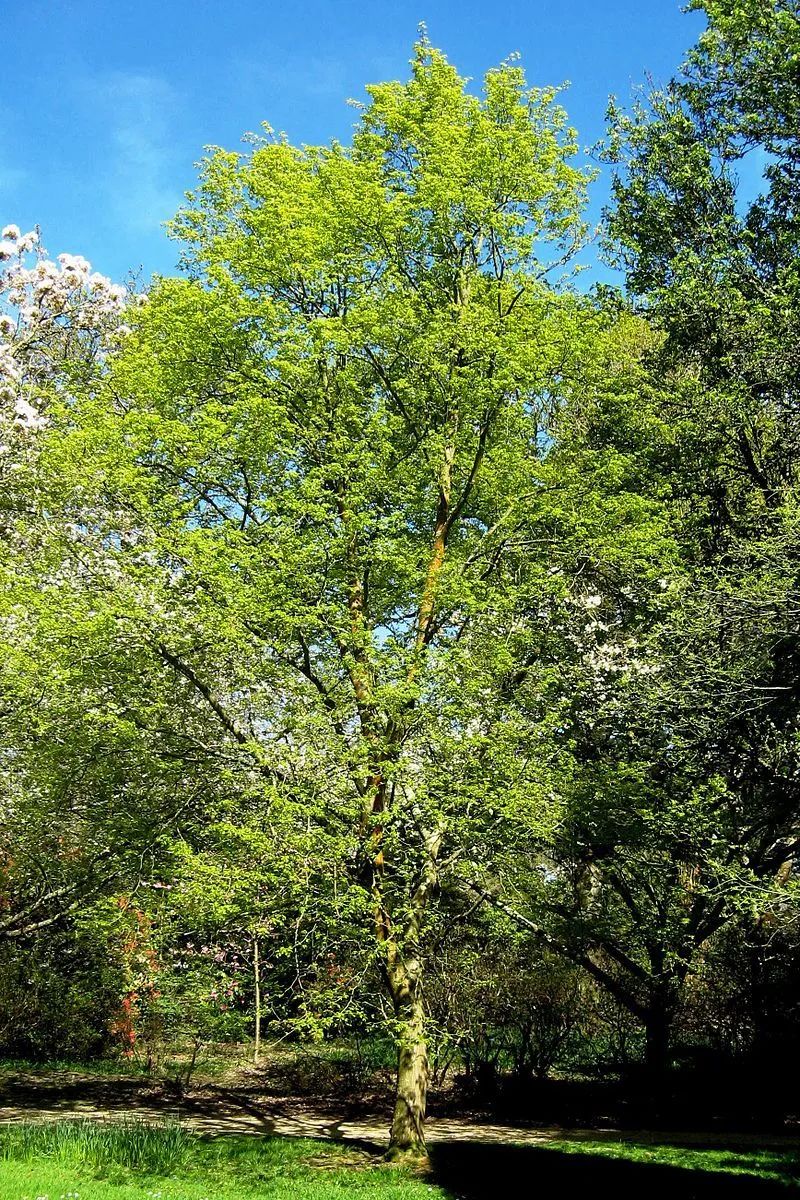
[447,1072,797,1134]
[428,1142,800,1200]
[0,1073,148,1112]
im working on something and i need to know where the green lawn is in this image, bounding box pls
[547,1137,800,1186]
[0,1122,447,1200]
[2,1120,800,1199]
[429,1138,800,1198]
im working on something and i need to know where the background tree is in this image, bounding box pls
[0,228,157,946]
[487,0,800,1079]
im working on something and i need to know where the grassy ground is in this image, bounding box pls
[430,1139,800,1199]
[0,1049,240,1081]
[0,1057,152,1077]
[0,1122,445,1200]
[549,1137,800,1185]
[1,1121,799,1199]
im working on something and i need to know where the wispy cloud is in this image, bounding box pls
[83,71,182,237]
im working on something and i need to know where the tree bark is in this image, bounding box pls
[388,971,429,1159]
[253,935,261,1064]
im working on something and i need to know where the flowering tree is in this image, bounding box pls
[0,224,129,477]
[0,225,146,945]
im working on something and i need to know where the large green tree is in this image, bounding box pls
[37,43,674,1152]
[603,0,800,926]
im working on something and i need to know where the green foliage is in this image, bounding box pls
[0,923,126,1060]
[22,42,655,1144]
[1,21,799,1135]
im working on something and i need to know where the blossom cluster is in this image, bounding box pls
[0,222,135,436]
[562,587,663,702]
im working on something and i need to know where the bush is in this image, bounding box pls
[0,929,125,1060]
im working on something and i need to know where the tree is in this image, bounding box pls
[0,227,153,943]
[36,41,679,1154]
[602,0,800,939]
[491,0,800,1078]
[0,224,129,525]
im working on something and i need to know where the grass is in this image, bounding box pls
[545,1137,800,1186]
[0,1119,190,1173]
[1,1120,799,1200]
[0,1049,240,1081]
[430,1138,800,1199]
[0,1121,449,1199]
[0,1056,151,1077]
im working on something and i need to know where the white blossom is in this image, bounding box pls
[0,223,136,477]
[17,229,39,253]
[14,396,48,431]
[57,252,91,273]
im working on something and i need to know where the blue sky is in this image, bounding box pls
[2,0,706,284]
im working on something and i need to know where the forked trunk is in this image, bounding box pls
[389,984,429,1158]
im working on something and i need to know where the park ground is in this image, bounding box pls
[1,1056,799,1198]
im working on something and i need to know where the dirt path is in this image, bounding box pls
[1,1071,798,1152]
[0,1072,554,1145]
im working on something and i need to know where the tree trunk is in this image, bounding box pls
[644,993,672,1084]
[380,824,441,1160]
[388,980,429,1159]
[253,935,261,1064]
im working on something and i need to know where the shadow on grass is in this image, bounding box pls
[429,1142,800,1199]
